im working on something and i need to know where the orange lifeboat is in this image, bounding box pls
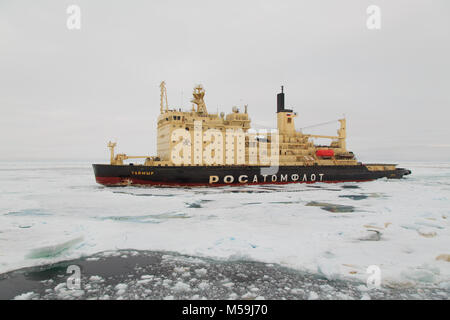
[316,149,334,157]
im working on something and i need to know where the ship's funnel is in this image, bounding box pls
[277,86,285,113]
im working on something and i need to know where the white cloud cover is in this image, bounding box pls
[0,0,449,161]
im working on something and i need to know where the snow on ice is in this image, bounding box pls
[0,161,449,290]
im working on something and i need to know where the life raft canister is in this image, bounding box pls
[316,149,334,157]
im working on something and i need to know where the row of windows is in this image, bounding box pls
[165,116,214,122]
[173,149,244,152]
[166,116,182,121]
[172,155,243,160]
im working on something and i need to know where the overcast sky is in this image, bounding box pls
[1,0,449,162]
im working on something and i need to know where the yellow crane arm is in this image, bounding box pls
[305,134,339,139]
[123,156,150,159]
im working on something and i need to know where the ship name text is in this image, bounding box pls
[209,173,324,184]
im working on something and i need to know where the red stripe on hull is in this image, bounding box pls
[95,176,373,187]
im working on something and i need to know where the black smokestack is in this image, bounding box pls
[277,85,284,113]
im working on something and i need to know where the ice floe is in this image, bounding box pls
[0,161,449,291]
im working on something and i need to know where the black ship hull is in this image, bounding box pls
[92,164,411,187]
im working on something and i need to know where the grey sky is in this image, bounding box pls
[1,0,449,162]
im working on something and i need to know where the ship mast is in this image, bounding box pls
[160,81,168,114]
[191,85,208,114]
[107,141,116,164]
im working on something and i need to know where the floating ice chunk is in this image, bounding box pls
[174,266,189,273]
[68,290,84,299]
[14,291,38,300]
[306,201,354,213]
[383,279,415,289]
[290,288,303,294]
[401,224,420,231]
[162,255,206,265]
[228,292,238,300]
[89,275,103,282]
[415,220,445,229]
[173,281,191,292]
[361,293,371,300]
[137,279,152,285]
[53,282,84,299]
[198,281,210,290]
[242,292,256,299]
[222,282,234,288]
[402,269,437,283]
[356,285,369,292]
[115,283,128,296]
[115,283,128,290]
[186,202,202,208]
[163,279,173,287]
[41,279,54,284]
[417,228,437,238]
[54,283,66,291]
[335,292,353,300]
[308,292,319,300]
[363,223,385,231]
[195,268,207,277]
[317,261,341,280]
[26,236,84,259]
[358,230,381,241]
[86,257,100,261]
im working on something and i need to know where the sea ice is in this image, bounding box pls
[0,161,449,290]
[173,281,191,292]
[13,291,38,300]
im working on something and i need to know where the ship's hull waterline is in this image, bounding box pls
[92,164,411,187]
